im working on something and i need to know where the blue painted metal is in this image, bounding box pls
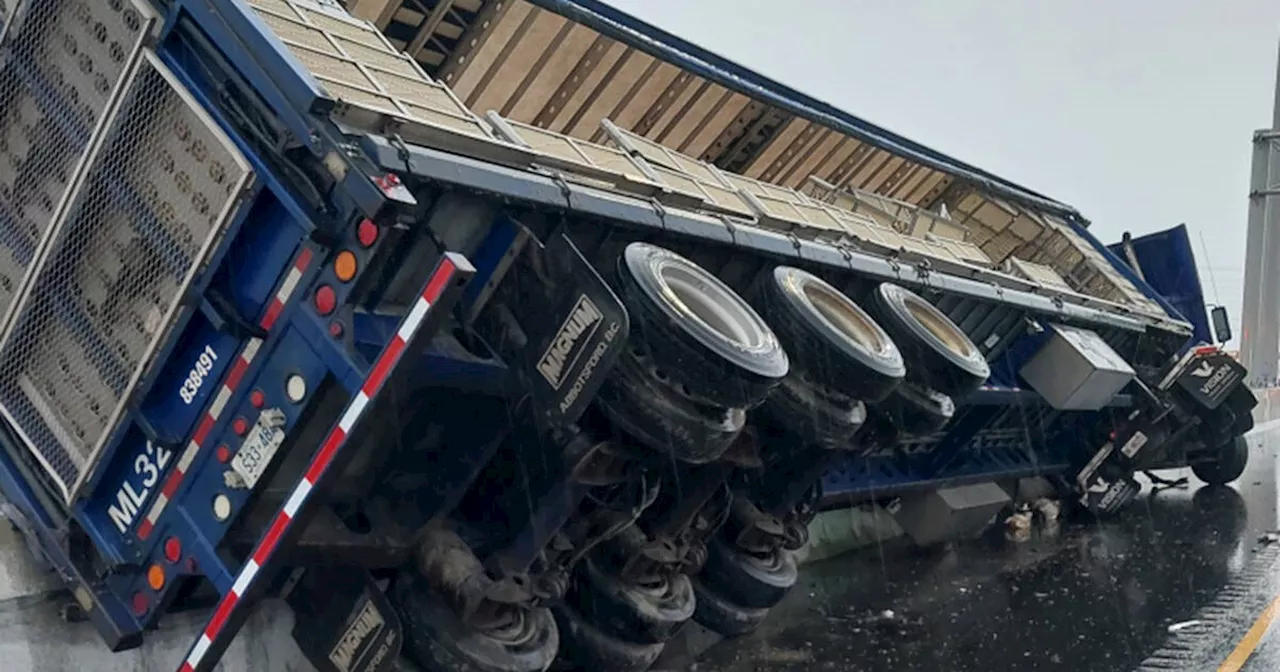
[353,314,510,394]
[0,431,145,651]
[1107,224,1212,345]
[61,35,323,519]
[821,422,1074,502]
[1059,216,1191,329]
[162,3,399,224]
[0,0,408,650]
[818,381,1129,501]
[168,0,332,154]
[72,208,307,562]
[0,0,1230,668]
[176,329,335,594]
[35,0,545,644]
[458,214,523,316]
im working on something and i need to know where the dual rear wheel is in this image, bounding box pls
[396,243,991,672]
[581,246,989,654]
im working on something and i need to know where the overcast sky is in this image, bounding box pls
[609,0,1279,341]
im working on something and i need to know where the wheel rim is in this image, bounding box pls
[658,262,770,353]
[477,604,541,648]
[797,277,893,356]
[746,546,787,574]
[634,573,682,606]
[899,291,977,359]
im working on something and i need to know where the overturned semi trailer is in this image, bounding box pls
[0,2,1254,672]
[349,0,1250,505]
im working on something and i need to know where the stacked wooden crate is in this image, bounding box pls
[943,189,1163,314]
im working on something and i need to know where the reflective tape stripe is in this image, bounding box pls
[178,256,460,672]
[137,337,263,540]
[260,248,313,331]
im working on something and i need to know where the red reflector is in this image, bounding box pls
[314,285,337,316]
[232,418,248,436]
[1195,345,1218,355]
[357,219,379,247]
[250,390,265,409]
[216,445,231,464]
[131,592,149,617]
[163,537,181,564]
[329,321,344,338]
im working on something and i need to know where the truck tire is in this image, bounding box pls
[573,557,695,645]
[392,656,430,672]
[757,374,867,449]
[869,283,989,399]
[391,574,559,672]
[553,603,665,672]
[700,537,797,610]
[759,266,905,402]
[1193,435,1249,486]
[617,243,788,409]
[595,351,745,463]
[1202,385,1258,445]
[879,382,956,436]
[1224,385,1258,436]
[690,578,771,637]
[1236,413,1255,436]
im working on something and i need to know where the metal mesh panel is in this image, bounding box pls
[0,53,252,501]
[0,0,152,329]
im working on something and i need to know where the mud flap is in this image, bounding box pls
[1074,425,1160,515]
[1173,349,1247,411]
[287,566,403,672]
[475,229,629,431]
[1081,471,1142,515]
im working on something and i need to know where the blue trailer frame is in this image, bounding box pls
[1107,224,1214,346]
[0,1,1242,671]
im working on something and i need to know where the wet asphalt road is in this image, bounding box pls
[666,425,1280,672]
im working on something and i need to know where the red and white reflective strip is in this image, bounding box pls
[136,247,312,540]
[178,257,461,672]
[137,338,263,541]
[260,248,314,331]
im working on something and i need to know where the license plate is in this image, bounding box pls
[231,409,287,489]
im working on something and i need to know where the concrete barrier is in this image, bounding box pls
[0,523,308,671]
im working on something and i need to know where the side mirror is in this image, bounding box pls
[1210,305,1232,343]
